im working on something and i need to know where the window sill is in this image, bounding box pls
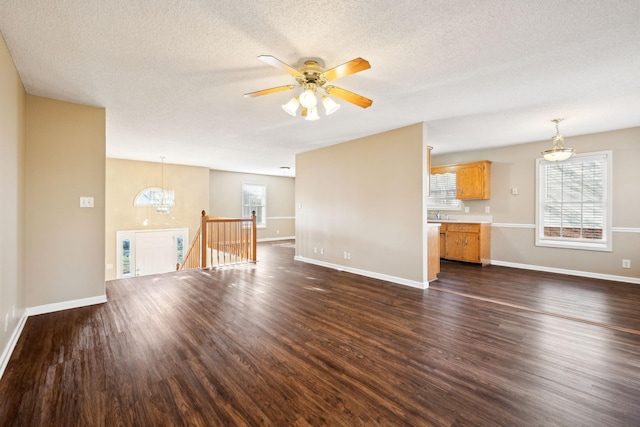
[535,239,611,252]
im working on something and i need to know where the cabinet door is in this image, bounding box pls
[457,164,485,199]
[445,231,464,260]
[460,233,480,262]
[446,231,480,262]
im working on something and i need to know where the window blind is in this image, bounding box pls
[539,152,608,243]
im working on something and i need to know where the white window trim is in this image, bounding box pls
[535,150,612,252]
[242,182,267,229]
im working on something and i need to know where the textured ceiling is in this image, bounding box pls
[2,0,639,175]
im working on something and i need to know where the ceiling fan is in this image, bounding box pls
[244,55,372,120]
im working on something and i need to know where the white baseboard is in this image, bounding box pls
[0,312,28,380]
[0,294,108,381]
[294,255,428,290]
[491,260,640,285]
[258,236,295,242]
[26,294,108,317]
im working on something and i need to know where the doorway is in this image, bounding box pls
[116,228,188,278]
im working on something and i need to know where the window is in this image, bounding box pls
[122,238,131,277]
[536,151,612,251]
[176,235,184,264]
[134,187,175,208]
[242,183,267,228]
[427,172,461,210]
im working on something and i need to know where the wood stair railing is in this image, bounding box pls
[178,210,257,271]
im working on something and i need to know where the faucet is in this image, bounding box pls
[435,210,441,220]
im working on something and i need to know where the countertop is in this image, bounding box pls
[427,219,492,224]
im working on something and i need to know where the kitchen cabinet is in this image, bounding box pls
[456,161,491,199]
[440,222,491,266]
[431,160,491,200]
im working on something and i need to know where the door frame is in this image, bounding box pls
[116,228,189,279]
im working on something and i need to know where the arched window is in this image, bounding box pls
[134,187,174,207]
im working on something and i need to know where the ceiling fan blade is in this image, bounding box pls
[321,58,371,81]
[258,55,304,78]
[244,85,297,98]
[324,85,373,108]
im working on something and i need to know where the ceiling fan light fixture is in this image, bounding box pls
[542,118,575,161]
[322,96,341,115]
[298,84,318,109]
[281,97,299,116]
[246,55,372,120]
[305,106,320,121]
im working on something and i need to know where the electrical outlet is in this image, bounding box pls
[79,196,94,208]
[4,313,8,332]
[484,206,491,213]
[622,259,631,269]
[511,187,519,195]
[276,229,280,235]
[347,252,351,259]
[343,251,348,259]
[464,207,470,213]
[320,248,324,255]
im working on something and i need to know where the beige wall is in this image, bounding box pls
[105,158,210,280]
[24,95,106,306]
[432,127,640,280]
[209,170,295,241]
[0,31,26,366]
[295,123,429,286]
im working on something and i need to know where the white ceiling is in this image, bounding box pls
[2,0,639,175]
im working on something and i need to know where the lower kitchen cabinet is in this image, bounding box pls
[441,222,491,266]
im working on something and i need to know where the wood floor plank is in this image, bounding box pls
[2,242,640,426]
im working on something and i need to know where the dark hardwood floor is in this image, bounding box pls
[2,241,640,426]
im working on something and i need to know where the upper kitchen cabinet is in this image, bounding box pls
[456,160,491,199]
[431,160,491,200]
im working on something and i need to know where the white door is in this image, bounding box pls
[135,231,176,276]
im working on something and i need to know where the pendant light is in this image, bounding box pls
[152,157,174,214]
[542,118,575,161]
